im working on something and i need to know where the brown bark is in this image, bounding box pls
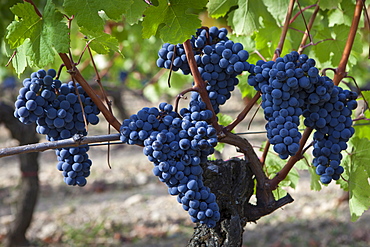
[0,102,40,247]
[187,158,254,247]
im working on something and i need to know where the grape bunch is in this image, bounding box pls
[247,52,358,183]
[156,26,250,114]
[56,145,92,186]
[14,69,61,125]
[120,100,220,227]
[247,52,308,159]
[310,86,357,184]
[14,69,100,186]
[35,80,100,142]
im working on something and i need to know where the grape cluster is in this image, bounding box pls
[310,87,357,184]
[14,69,100,186]
[35,80,100,142]
[248,52,306,159]
[14,69,61,125]
[120,100,220,227]
[157,26,250,114]
[56,145,92,186]
[248,52,358,183]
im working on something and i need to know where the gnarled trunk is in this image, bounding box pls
[188,158,254,247]
[0,102,40,247]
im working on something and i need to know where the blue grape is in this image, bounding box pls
[248,51,358,183]
[120,100,219,227]
[156,27,250,114]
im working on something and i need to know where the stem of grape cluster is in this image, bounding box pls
[59,53,122,132]
[225,92,261,132]
[333,0,364,85]
[298,2,320,54]
[273,0,296,60]
[182,40,222,133]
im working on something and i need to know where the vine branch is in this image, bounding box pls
[0,134,121,158]
[273,0,296,60]
[333,0,364,84]
[220,131,294,218]
[225,92,260,132]
[182,40,222,133]
[59,53,122,132]
[298,1,320,54]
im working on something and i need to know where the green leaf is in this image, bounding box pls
[6,0,69,68]
[142,0,207,44]
[345,137,370,221]
[272,186,287,200]
[64,0,133,32]
[312,24,361,67]
[308,164,322,191]
[237,74,258,99]
[319,0,341,10]
[216,113,234,127]
[11,40,29,76]
[125,0,148,25]
[353,102,370,141]
[262,0,289,25]
[361,91,370,108]
[207,0,238,18]
[80,28,121,55]
[6,2,40,48]
[227,0,274,36]
[265,151,300,189]
[328,8,351,27]
[213,142,225,154]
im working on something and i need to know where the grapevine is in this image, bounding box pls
[1,0,369,246]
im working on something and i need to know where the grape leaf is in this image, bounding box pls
[312,24,362,67]
[353,105,370,141]
[207,0,238,18]
[125,0,148,25]
[6,0,69,68]
[319,0,341,10]
[265,152,300,189]
[64,0,133,32]
[262,0,289,26]
[227,0,273,36]
[254,22,293,61]
[143,70,188,102]
[142,0,207,44]
[11,40,29,76]
[80,28,121,55]
[237,74,258,99]
[308,163,322,191]
[342,137,370,221]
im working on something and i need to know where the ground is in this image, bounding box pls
[0,90,369,247]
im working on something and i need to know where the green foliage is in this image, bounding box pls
[353,103,370,141]
[142,0,207,44]
[6,0,69,73]
[338,137,370,221]
[227,0,272,36]
[63,0,133,32]
[207,0,238,18]
[210,113,235,157]
[81,28,121,55]
[265,152,300,190]
[143,71,189,102]
[124,0,148,25]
